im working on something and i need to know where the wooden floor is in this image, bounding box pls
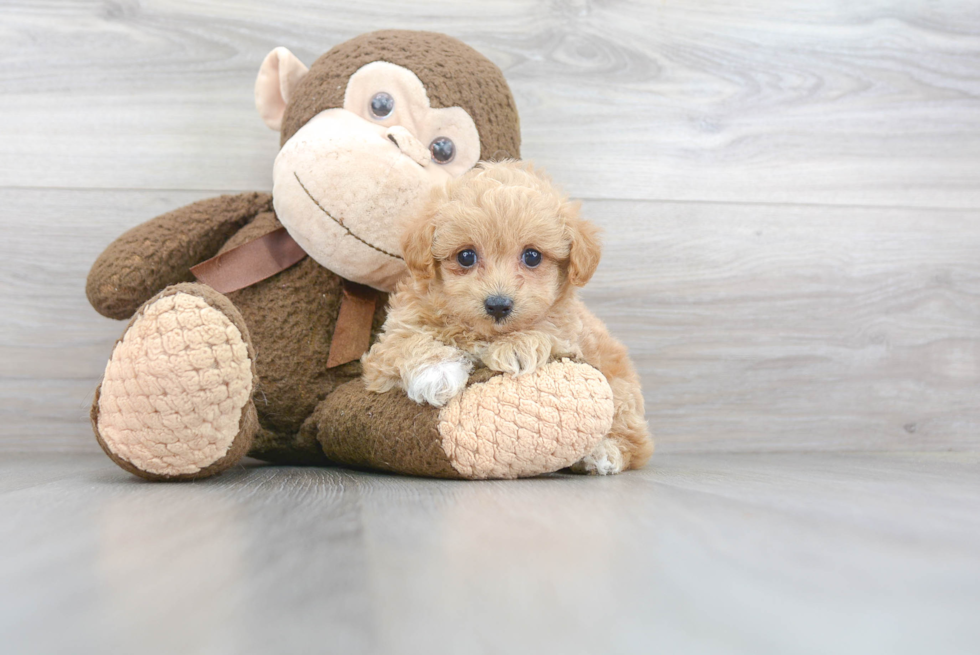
[2,452,978,655]
[2,1,980,652]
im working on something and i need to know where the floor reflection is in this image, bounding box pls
[98,484,245,652]
[96,467,379,654]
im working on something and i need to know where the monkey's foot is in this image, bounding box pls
[92,283,258,480]
[313,359,614,479]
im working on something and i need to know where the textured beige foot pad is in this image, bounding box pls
[95,288,254,477]
[313,360,614,480]
[438,361,614,479]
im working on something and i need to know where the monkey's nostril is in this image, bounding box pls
[385,126,429,167]
[484,295,514,320]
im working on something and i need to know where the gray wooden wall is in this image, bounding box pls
[2,0,978,454]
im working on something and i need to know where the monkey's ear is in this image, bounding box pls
[255,47,309,132]
[566,216,602,287]
[400,212,438,281]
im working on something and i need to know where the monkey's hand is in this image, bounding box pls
[86,192,273,320]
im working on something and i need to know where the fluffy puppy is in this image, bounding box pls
[361,161,652,474]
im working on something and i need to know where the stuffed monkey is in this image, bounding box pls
[87,30,615,481]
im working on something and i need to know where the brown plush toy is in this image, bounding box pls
[87,30,615,481]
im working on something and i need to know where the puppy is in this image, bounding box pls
[361,161,652,474]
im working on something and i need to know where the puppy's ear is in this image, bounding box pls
[566,215,602,287]
[400,210,437,280]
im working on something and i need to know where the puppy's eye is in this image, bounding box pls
[370,92,394,119]
[456,249,478,268]
[522,248,542,268]
[430,137,455,164]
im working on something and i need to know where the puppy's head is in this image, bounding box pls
[400,160,601,335]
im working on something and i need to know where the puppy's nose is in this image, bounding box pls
[484,295,514,320]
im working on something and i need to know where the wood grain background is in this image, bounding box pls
[2,0,978,454]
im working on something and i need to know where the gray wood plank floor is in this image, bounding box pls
[2,452,978,655]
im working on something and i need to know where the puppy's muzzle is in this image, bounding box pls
[484,295,513,321]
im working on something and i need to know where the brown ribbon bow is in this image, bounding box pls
[191,227,378,368]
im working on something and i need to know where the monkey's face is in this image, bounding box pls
[261,58,483,292]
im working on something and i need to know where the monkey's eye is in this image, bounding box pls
[522,248,542,268]
[456,249,477,268]
[369,92,394,119]
[430,137,455,164]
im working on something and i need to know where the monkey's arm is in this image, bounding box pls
[87,192,274,319]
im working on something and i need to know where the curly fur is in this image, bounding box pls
[362,161,653,473]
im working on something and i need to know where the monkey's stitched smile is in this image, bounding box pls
[293,172,404,261]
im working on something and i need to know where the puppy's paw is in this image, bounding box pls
[483,334,552,376]
[569,438,625,476]
[405,359,471,407]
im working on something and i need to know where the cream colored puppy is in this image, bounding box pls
[362,161,652,474]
